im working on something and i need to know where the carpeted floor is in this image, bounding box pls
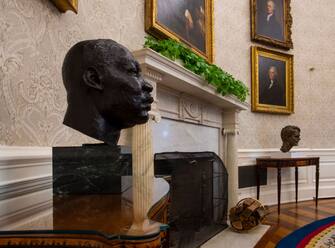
[276,216,335,248]
[255,199,335,247]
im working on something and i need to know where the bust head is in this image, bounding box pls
[62,39,153,145]
[280,125,301,153]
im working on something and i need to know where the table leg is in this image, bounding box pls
[256,165,260,200]
[316,163,319,207]
[277,167,281,215]
[295,167,298,204]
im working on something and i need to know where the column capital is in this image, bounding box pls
[222,109,240,135]
[223,128,239,136]
[142,67,163,83]
[141,68,162,122]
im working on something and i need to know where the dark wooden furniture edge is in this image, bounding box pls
[256,157,320,215]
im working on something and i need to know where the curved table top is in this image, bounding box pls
[0,178,169,240]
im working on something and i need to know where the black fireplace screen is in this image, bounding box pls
[154,152,228,248]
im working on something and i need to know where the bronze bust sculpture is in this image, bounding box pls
[62,39,153,145]
[280,125,301,153]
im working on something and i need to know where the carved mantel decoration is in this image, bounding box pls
[50,0,78,14]
[133,48,249,207]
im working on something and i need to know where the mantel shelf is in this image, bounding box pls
[133,48,249,111]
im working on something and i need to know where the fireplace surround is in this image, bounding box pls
[133,48,249,208]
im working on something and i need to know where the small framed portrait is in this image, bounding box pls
[145,0,213,63]
[251,46,293,114]
[251,0,293,49]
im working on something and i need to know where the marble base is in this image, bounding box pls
[201,225,270,248]
[52,144,132,194]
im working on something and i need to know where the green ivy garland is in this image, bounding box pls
[144,36,249,102]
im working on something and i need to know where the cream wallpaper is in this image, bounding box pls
[222,0,335,149]
[0,0,145,146]
[0,0,334,149]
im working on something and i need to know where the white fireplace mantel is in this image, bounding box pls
[133,48,249,112]
[133,48,249,208]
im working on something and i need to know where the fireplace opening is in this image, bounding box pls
[154,152,228,248]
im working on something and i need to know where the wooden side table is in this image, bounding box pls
[256,157,320,214]
[0,178,170,248]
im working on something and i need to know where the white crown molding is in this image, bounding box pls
[0,146,52,159]
[0,146,52,169]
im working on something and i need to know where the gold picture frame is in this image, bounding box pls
[251,0,293,50]
[50,0,78,14]
[251,46,293,114]
[145,0,214,63]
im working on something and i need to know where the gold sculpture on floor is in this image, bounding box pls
[229,198,268,232]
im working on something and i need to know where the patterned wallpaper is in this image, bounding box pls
[0,0,144,146]
[216,0,335,149]
[0,0,334,149]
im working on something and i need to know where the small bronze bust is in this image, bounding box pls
[62,39,153,145]
[280,125,301,153]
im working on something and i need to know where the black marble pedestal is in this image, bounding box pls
[52,144,132,195]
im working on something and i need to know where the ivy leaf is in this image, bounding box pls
[144,36,249,101]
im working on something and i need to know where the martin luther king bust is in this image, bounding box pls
[53,39,153,194]
[62,39,154,145]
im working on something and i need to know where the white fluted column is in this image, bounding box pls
[223,110,240,209]
[128,67,162,235]
[129,119,155,234]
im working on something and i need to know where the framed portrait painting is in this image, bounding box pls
[145,0,213,63]
[251,0,293,49]
[251,46,293,114]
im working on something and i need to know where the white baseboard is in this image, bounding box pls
[238,148,335,205]
[0,146,52,227]
[0,176,52,200]
[1,146,335,226]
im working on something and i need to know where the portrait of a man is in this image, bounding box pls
[251,46,293,114]
[257,0,284,41]
[258,58,286,106]
[251,0,292,49]
[146,0,213,62]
